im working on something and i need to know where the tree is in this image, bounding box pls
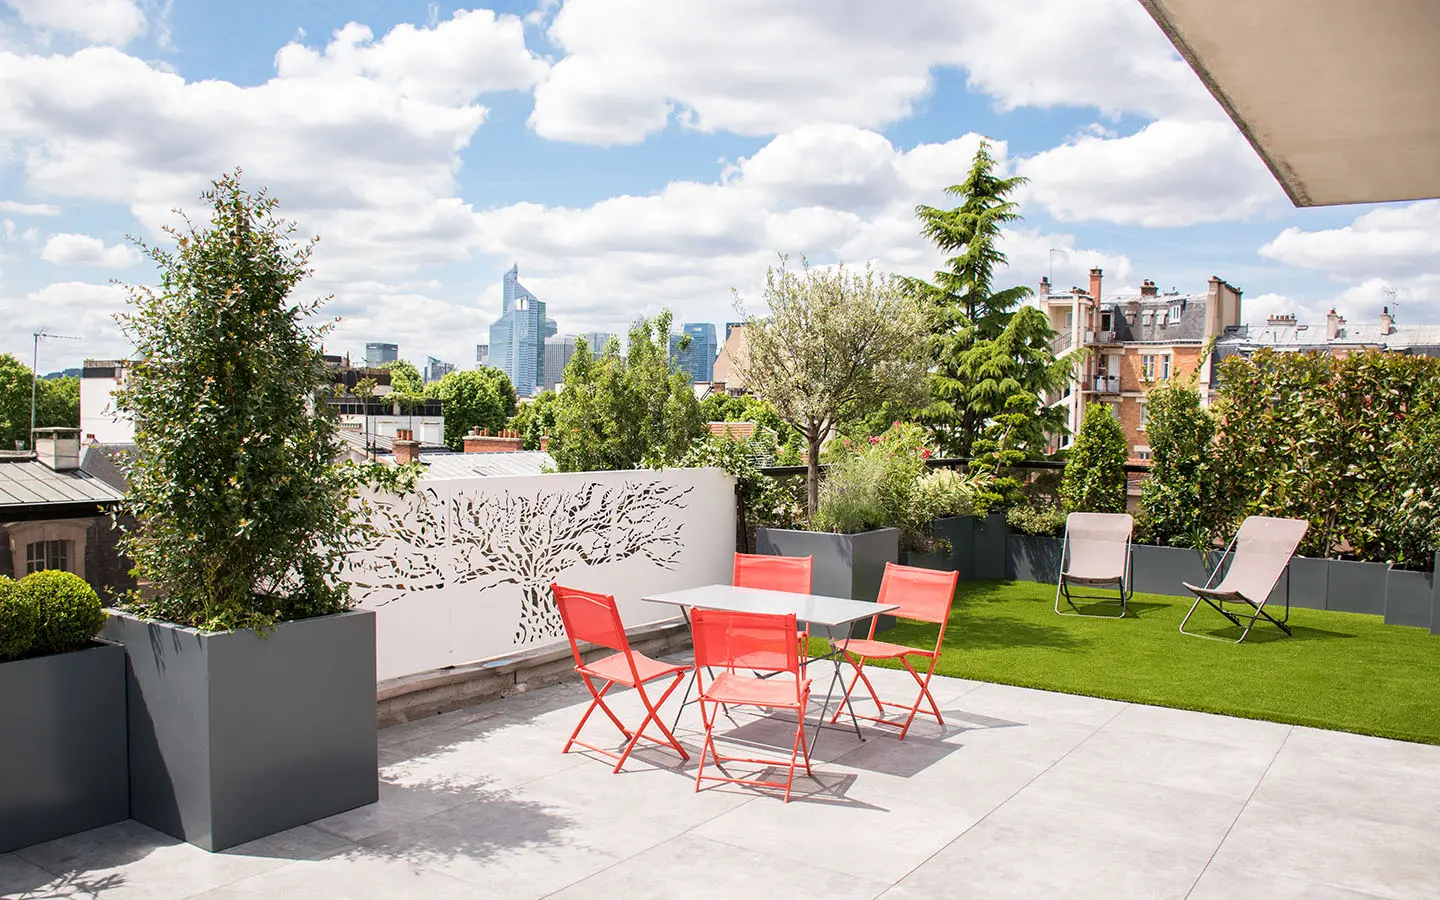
[1139,377,1218,549]
[426,367,517,450]
[0,357,82,451]
[906,140,1069,457]
[736,257,929,518]
[352,376,377,401]
[1061,403,1127,513]
[382,359,423,395]
[510,389,560,450]
[547,313,705,471]
[37,376,80,433]
[113,171,362,631]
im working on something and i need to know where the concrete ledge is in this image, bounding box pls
[376,619,691,729]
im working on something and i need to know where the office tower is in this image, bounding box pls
[475,344,489,366]
[487,265,556,396]
[365,342,398,367]
[578,331,615,356]
[424,357,455,383]
[678,322,717,383]
[542,335,578,392]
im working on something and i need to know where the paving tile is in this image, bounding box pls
[1188,858,1395,900]
[949,681,1128,728]
[309,772,497,843]
[13,821,290,900]
[547,833,891,900]
[1282,726,1440,777]
[1210,797,1440,900]
[0,852,95,899]
[1104,701,1292,750]
[1252,747,1440,832]
[183,847,483,900]
[886,819,1207,900]
[1051,726,1277,799]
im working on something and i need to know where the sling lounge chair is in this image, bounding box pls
[1179,516,1309,643]
[1054,512,1134,619]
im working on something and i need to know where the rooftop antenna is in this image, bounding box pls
[1383,286,1398,319]
[30,330,82,449]
[1048,248,1063,283]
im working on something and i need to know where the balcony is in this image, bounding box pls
[1049,330,1073,355]
[1084,330,1118,345]
[1090,375,1120,394]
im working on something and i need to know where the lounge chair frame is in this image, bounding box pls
[1178,521,1303,643]
[1054,513,1134,619]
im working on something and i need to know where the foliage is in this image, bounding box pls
[425,367,518,450]
[913,467,984,520]
[382,359,424,395]
[22,570,106,655]
[677,432,798,528]
[905,140,1070,458]
[1390,398,1440,568]
[1212,349,1440,561]
[0,577,37,660]
[968,387,1041,513]
[352,376,377,401]
[1060,403,1128,514]
[0,356,81,450]
[338,459,426,497]
[113,172,365,631]
[736,257,929,517]
[1005,500,1067,537]
[510,389,559,451]
[1139,377,1219,549]
[813,423,951,550]
[548,313,706,471]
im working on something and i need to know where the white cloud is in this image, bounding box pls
[529,0,1214,145]
[476,125,1131,333]
[41,232,139,267]
[4,0,147,46]
[1260,201,1440,281]
[0,281,130,362]
[1017,119,1284,227]
[0,199,58,215]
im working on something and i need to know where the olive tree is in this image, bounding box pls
[736,257,929,518]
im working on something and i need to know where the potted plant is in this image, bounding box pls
[904,467,986,572]
[1003,501,1066,584]
[0,571,127,853]
[102,173,378,852]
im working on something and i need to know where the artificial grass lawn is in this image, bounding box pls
[827,580,1440,745]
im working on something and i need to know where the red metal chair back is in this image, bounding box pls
[691,608,801,678]
[733,553,813,594]
[869,563,960,645]
[553,583,631,668]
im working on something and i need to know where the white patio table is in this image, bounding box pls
[644,584,900,753]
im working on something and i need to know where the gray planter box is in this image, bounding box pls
[0,641,128,853]
[1325,559,1390,615]
[971,513,1009,581]
[899,550,951,571]
[1385,566,1435,628]
[103,609,378,852]
[756,527,898,636]
[1130,544,1214,597]
[1004,533,1063,584]
[930,516,970,575]
[1281,556,1329,610]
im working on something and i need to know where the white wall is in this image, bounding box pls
[339,414,445,447]
[79,375,134,445]
[344,467,736,680]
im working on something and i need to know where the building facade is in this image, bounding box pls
[579,331,615,355]
[365,342,399,367]
[424,357,456,384]
[711,322,749,394]
[1039,268,1243,462]
[488,265,557,397]
[1214,306,1440,366]
[541,335,577,392]
[672,322,717,383]
[475,344,489,366]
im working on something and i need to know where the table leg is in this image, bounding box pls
[670,607,733,732]
[809,623,864,754]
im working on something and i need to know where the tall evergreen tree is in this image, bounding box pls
[906,140,1067,458]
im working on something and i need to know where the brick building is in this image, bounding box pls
[1039,268,1243,462]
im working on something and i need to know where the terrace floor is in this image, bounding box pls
[5,662,1440,899]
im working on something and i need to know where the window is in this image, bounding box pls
[1141,311,1153,325]
[26,539,72,575]
[1141,354,1156,380]
[1135,446,1152,462]
[1157,310,1168,327]
[1171,302,1183,320]
[1100,311,1113,331]
[1138,402,1148,431]
[1161,354,1172,380]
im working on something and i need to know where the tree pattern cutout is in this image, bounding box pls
[346,478,694,644]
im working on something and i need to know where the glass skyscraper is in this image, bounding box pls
[672,322,717,383]
[364,342,398,367]
[488,265,556,397]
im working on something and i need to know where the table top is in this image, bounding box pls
[644,584,899,627]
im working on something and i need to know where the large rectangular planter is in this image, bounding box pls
[1325,559,1390,615]
[1130,544,1214,598]
[1004,533,1063,584]
[1385,566,1435,628]
[971,513,1008,581]
[0,641,129,853]
[103,609,379,852]
[1278,556,1329,610]
[899,549,952,571]
[929,516,970,575]
[756,527,898,636]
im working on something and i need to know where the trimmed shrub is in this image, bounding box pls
[0,577,38,660]
[1060,403,1127,514]
[1007,501,1066,537]
[23,570,106,655]
[1140,379,1220,549]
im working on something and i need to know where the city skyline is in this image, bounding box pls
[1,1,1435,372]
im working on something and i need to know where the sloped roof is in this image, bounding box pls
[1108,294,1209,343]
[0,457,127,508]
[389,451,557,479]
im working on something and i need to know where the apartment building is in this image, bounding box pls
[1039,268,1243,462]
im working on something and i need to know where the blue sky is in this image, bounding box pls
[1,0,1433,373]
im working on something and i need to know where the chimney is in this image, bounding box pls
[539,434,549,453]
[1326,308,1344,340]
[33,427,81,472]
[1380,305,1395,335]
[1140,279,1158,298]
[1038,276,1050,298]
[1088,268,1103,303]
[464,426,523,453]
[1266,313,1297,326]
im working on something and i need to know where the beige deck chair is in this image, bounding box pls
[1054,513,1134,619]
[1179,516,1309,643]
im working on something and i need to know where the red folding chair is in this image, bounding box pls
[733,553,813,594]
[691,609,814,802]
[829,562,960,740]
[553,583,691,772]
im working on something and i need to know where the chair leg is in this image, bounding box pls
[896,656,943,740]
[564,679,628,754]
[694,704,715,794]
[613,673,691,773]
